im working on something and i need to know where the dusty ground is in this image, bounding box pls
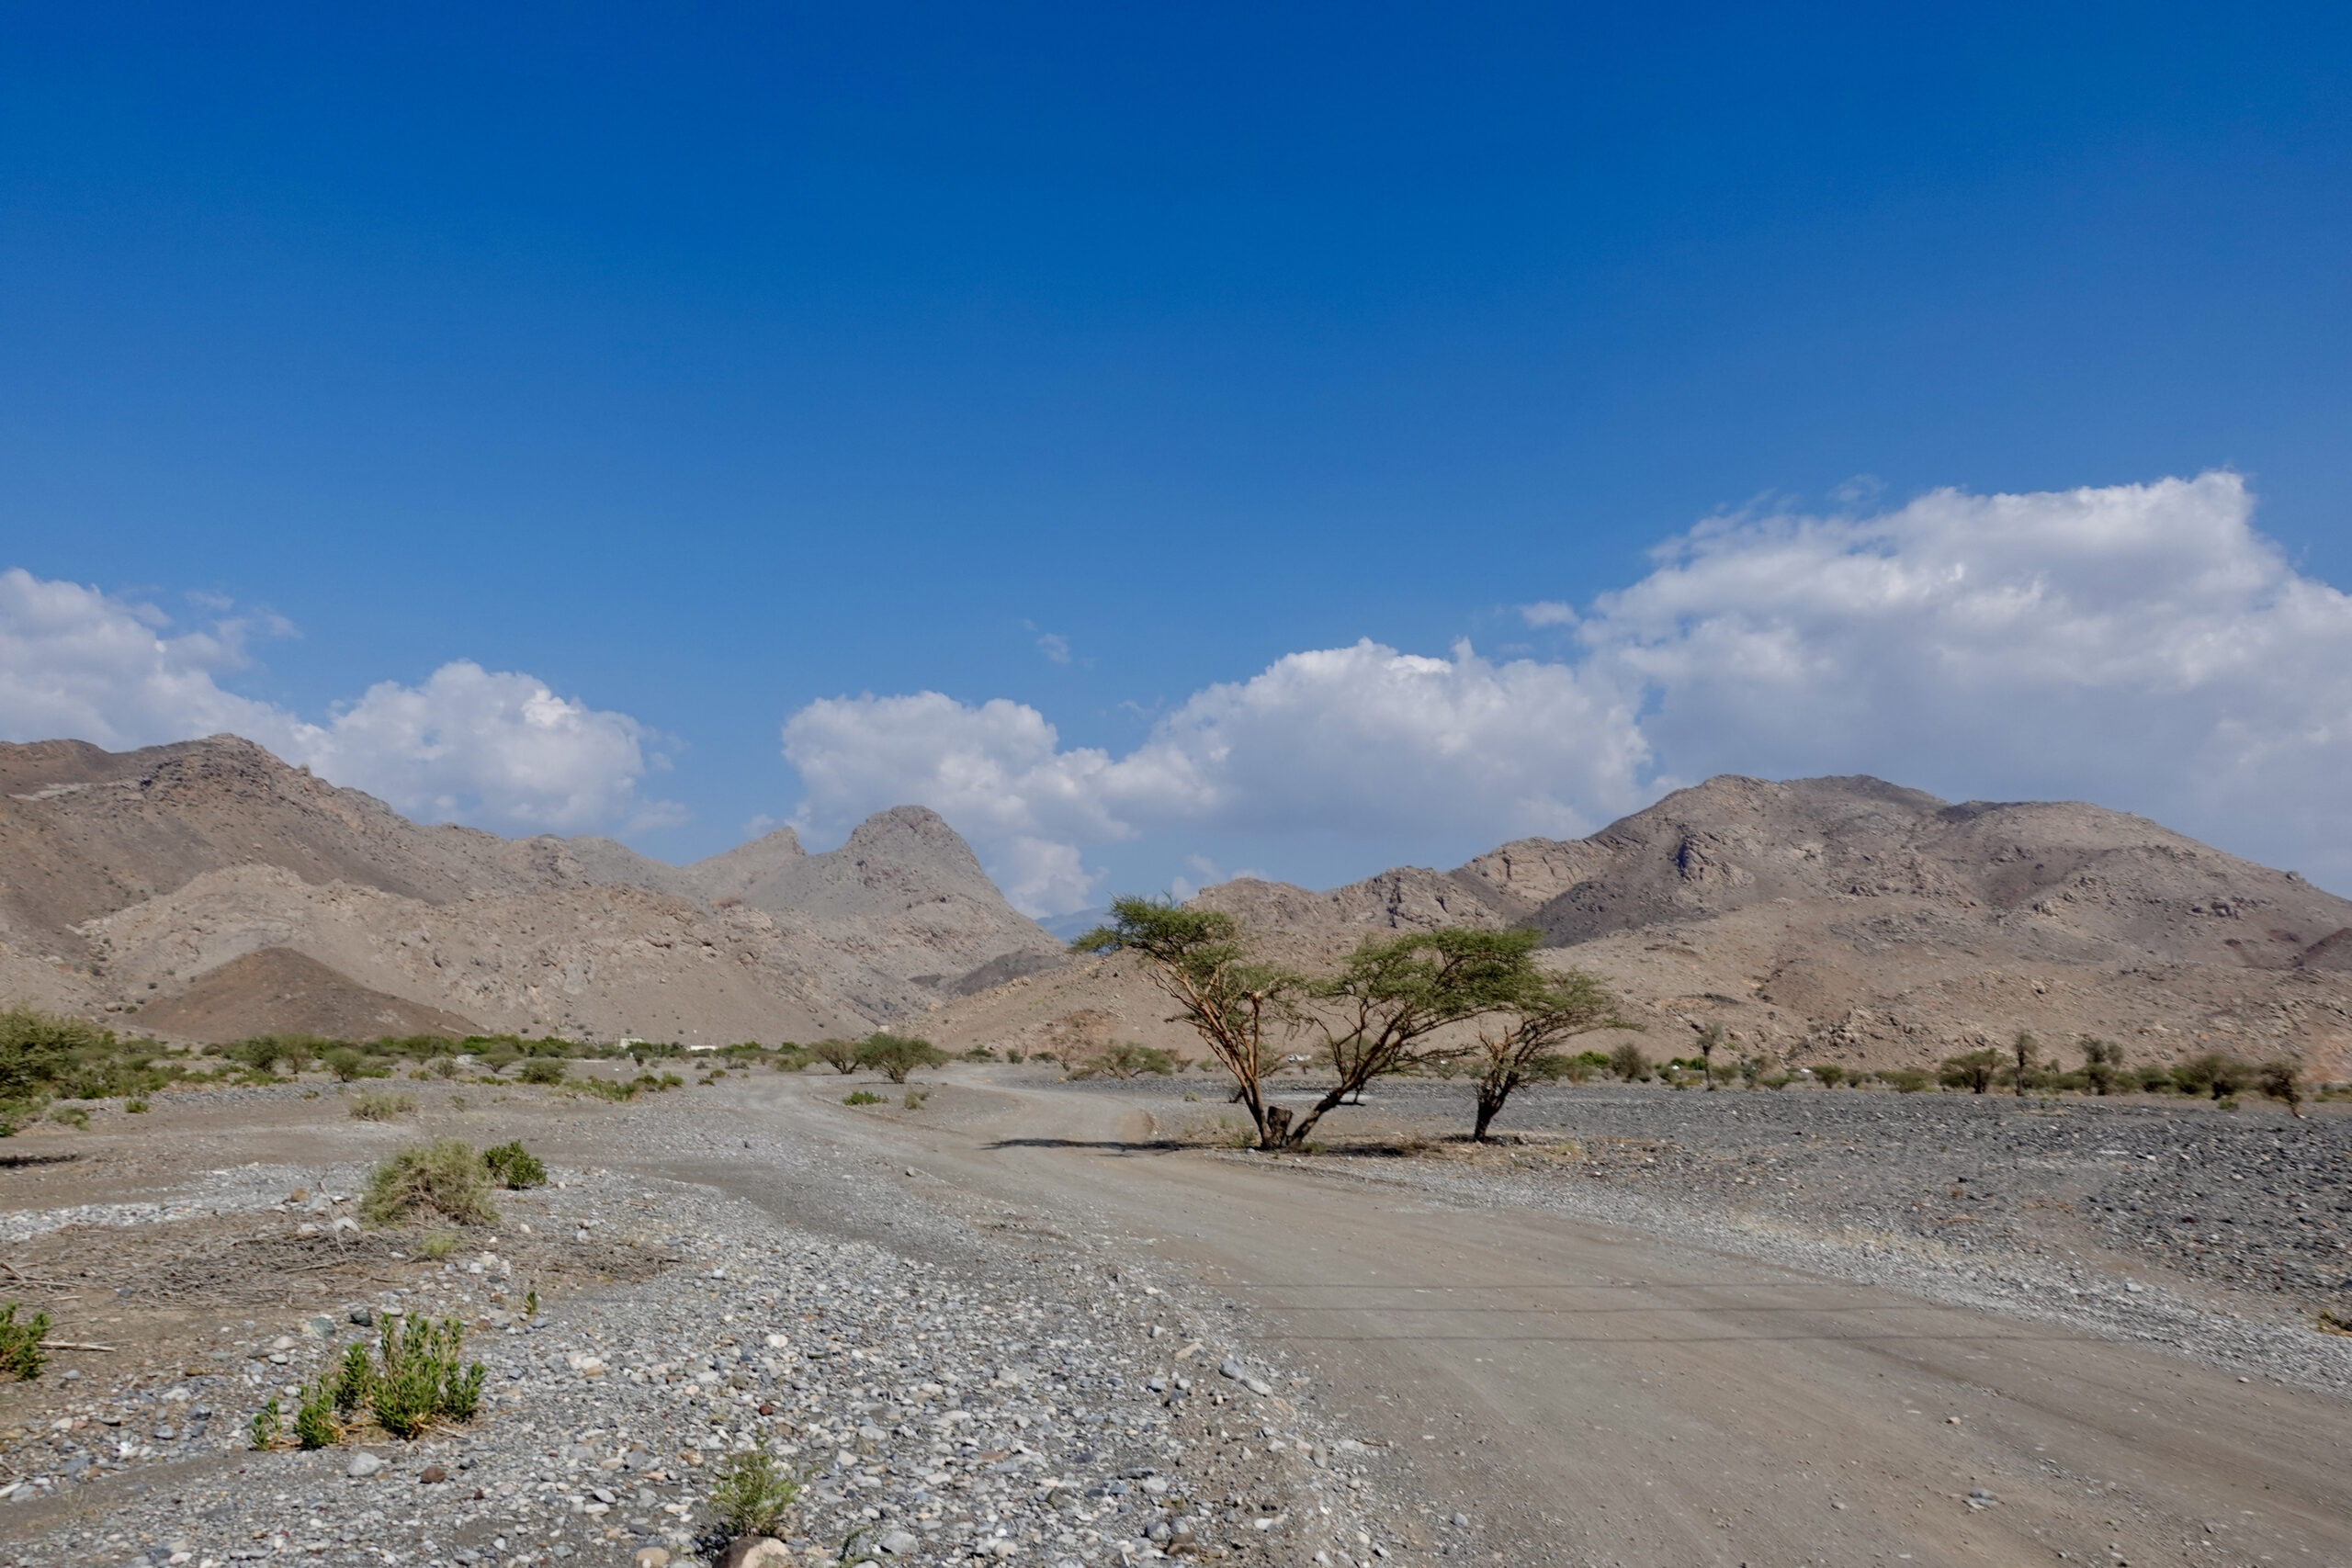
[7,1066,2352,1568]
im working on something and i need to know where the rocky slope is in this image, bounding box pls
[925,775,2352,1079]
[0,736,1063,1043]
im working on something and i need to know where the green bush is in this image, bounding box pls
[1069,1041,1178,1079]
[0,1301,51,1380]
[843,1089,886,1105]
[1608,1042,1649,1082]
[2173,1053,2252,1100]
[47,1106,89,1130]
[516,1059,566,1086]
[481,1140,547,1189]
[368,1315,487,1438]
[859,1032,948,1084]
[709,1448,805,1537]
[903,1087,932,1109]
[348,1090,415,1121]
[1939,1049,2001,1094]
[1877,1067,1931,1093]
[364,1139,499,1226]
[124,1098,150,1113]
[811,1038,865,1075]
[1811,1064,1845,1088]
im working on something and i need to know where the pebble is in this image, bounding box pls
[345,1451,386,1478]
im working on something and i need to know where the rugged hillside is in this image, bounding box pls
[0,735,1060,1043]
[924,776,2352,1079]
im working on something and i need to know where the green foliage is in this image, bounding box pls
[481,1140,547,1188]
[294,1379,341,1448]
[1,1007,108,1099]
[124,1098,150,1113]
[348,1090,415,1121]
[47,1106,88,1130]
[1877,1067,1931,1093]
[250,1397,282,1450]
[2080,1036,2126,1095]
[516,1058,567,1086]
[523,1288,539,1319]
[368,1314,487,1438]
[1609,1041,1650,1082]
[903,1087,932,1109]
[811,1038,865,1074]
[1812,1064,1845,1088]
[960,1045,1001,1062]
[222,1034,316,1075]
[1939,1048,2002,1094]
[843,1089,886,1105]
[2173,1053,2251,1100]
[334,1342,374,1415]
[1067,1041,1179,1079]
[0,1301,51,1380]
[420,1229,460,1260]
[708,1448,806,1537]
[858,1032,948,1084]
[363,1139,499,1226]
[426,1055,459,1079]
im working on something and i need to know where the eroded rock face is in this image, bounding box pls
[1,735,1058,1042]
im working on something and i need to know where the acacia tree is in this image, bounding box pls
[859,1032,947,1084]
[2080,1036,2124,1096]
[1462,969,1634,1140]
[2010,1031,2038,1097]
[1939,1047,2000,1094]
[1281,928,1546,1147]
[1073,898,1300,1149]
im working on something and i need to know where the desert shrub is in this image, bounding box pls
[426,1055,458,1079]
[1068,1041,1178,1079]
[859,1032,948,1084]
[811,1038,864,1075]
[1812,1064,1845,1088]
[2256,1060,2306,1117]
[709,1448,805,1537]
[47,1106,89,1130]
[474,1042,523,1072]
[334,1342,373,1414]
[481,1140,547,1189]
[1939,1049,2001,1094]
[2080,1036,2126,1095]
[843,1089,886,1106]
[1608,1043,1649,1082]
[1758,1073,1792,1090]
[1736,1056,1764,1088]
[294,1381,340,1449]
[516,1059,566,1086]
[1877,1067,1930,1093]
[249,1398,282,1450]
[321,1047,368,1083]
[0,1302,51,1380]
[961,1045,1001,1062]
[367,1315,487,1438]
[420,1230,459,1260]
[348,1090,415,1122]
[363,1139,498,1226]
[903,1087,933,1109]
[2172,1053,2251,1100]
[2137,1065,2178,1093]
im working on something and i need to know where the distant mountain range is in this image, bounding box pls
[926,774,2352,1078]
[0,735,1064,1043]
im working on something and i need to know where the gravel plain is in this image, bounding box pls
[0,1077,1410,1568]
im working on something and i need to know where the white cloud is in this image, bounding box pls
[781,471,2352,908]
[0,569,678,836]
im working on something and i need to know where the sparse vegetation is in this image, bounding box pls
[348,1089,415,1121]
[843,1089,886,1106]
[902,1087,932,1109]
[1939,1048,2001,1094]
[709,1447,805,1537]
[1609,1041,1650,1083]
[481,1140,548,1188]
[1812,1064,1845,1088]
[420,1229,460,1260]
[2256,1060,2305,1117]
[516,1058,567,1086]
[1066,1041,1179,1079]
[859,1032,948,1083]
[2081,1036,2125,1095]
[812,1038,865,1074]
[0,1301,51,1380]
[2173,1053,2251,1100]
[363,1139,499,1226]
[1877,1067,1931,1092]
[1461,968,1633,1140]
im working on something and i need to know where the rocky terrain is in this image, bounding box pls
[0,738,1064,1043]
[926,775,2352,1080]
[0,1077,1405,1568]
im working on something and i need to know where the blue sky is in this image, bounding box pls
[5,4,2352,910]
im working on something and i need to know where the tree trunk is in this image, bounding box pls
[1261,1104,1293,1149]
[1473,1086,1504,1141]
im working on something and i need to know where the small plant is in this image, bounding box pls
[294,1379,340,1448]
[368,1314,487,1438]
[250,1397,283,1450]
[420,1229,460,1260]
[448,1094,469,1111]
[363,1139,499,1226]
[0,1301,51,1380]
[2315,1308,2352,1337]
[334,1341,374,1414]
[48,1106,88,1130]
[481,1140,548,1188]
[349,1090,416,1122]
[124,1098,150,1113]
[708,1448,806,1537]
[1812,1064,1845,1088]
[523,1287,539,1319]
[517,1059,567,1086]
[843,1089,886,1106]
[1608,1042,1649,1082]
[2256,1060,2306,1118]
[427,1055,459,1079]
[902,1087,932,1109]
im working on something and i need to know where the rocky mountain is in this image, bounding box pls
[0,735,1063,1043]
[925,775,2352,1080]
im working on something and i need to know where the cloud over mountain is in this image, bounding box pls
[0,569,677,834]
[782,473,2352,910]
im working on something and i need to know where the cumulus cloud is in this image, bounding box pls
[783,471,2352,910]
[0,569,678,835]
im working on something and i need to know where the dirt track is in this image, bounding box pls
[774,1071,2352,1568]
